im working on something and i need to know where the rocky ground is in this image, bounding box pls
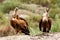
[0,32,60,40]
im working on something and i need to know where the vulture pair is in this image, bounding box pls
[10,7,30,35]
[39,9,51,33]
[10,7,51,35]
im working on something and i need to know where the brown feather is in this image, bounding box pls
[10,8,30,35]
[39,12,51,33]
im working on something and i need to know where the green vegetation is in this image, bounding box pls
[0,0,60,36]
[51,19,60,32]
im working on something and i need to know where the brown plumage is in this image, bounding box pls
[39,9,51,33]
[10,7,30,35]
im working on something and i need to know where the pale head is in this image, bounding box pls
[43,7,49,16]
[12,7,19,18]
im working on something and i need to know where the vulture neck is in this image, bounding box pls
[13,7,18,16]
[42,12,49,21]
[11,8,20,21]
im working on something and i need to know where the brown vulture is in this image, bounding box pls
[10,7,30,35]
[39,9,51,33]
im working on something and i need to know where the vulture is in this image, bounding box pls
[39,9,51,33]
[10,7,30,35]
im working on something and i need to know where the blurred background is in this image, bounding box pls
[0,0,60,36]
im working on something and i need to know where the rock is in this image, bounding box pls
[0,32,60,40]
[34,6,47,14]
[9,9,40,19]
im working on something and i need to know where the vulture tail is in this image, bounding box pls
[20,26,30,35]
[43,27,46,32]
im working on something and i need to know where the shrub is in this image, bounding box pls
[27,19,40,35]
[0,0,21,13]
[51,19,60,32]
